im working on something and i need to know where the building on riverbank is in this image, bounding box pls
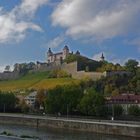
[106,93,140,114]
[24,91,37,107]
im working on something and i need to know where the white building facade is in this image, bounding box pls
[47,46,70,63]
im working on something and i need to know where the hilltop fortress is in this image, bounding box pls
[47,46,81,64]
[47,46,70,63]
[0,45,130,80]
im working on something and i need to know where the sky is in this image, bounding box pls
[0,0,140,71]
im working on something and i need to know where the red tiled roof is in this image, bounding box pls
[107,94,140,104]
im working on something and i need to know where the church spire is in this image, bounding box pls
[101,53,105,61]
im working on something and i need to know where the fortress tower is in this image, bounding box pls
[47,48,53,63]
[63,45,69,59]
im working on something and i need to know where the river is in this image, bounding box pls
[0,124,139,140]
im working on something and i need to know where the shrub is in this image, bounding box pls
[47,70,71,78]
[128,105,140,116]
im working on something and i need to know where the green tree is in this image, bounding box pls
[97,62,124,72]
[125,59,138,74]
[44,84,83,114]
[0,92,17,112]
[35,89,46,109]
[79,88,105,116]
[104,85,112,96]
[114,105,123,116]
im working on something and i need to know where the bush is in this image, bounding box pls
[128,105,140,116]
[47,70,71,78]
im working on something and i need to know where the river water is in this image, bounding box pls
[0,124,139,140]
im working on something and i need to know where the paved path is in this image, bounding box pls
[0,113,140,128]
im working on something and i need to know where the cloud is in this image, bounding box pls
[18,0,48,17]
[52,0,140,41]
[0,0,48,44]
[0,65,5,72]
[0,65,14,72]
[46,35,65,48]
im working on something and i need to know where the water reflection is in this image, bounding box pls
[0,124,139,140]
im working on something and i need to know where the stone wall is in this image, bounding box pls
[32,62,61,72]
[0,115,139,137]
[61,62,105,79]
[0,71,19,80]
[61,61,78,76]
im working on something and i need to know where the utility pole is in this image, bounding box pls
[67,104,69,119]
[3,103,5,113]
[112,104,114,120]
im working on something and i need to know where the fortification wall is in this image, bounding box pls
[0,61,105,80]
[0,71,19,80]
[61,62,105,79]
[61,62,78,75]
[32,63,61,72]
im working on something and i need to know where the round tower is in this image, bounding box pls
[63,45,69,59]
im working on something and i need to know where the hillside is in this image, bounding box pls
[0,71,80,91]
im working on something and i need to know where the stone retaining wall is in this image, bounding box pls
[0,116,139,138]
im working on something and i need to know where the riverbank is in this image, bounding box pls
[0,114,139,138]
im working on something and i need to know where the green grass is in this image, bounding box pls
[0,71,80,91]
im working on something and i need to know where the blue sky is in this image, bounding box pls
[0,0,140,71]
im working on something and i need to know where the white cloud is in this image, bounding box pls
[0,65,14,72]
[52,0,140,41]
[0,65,5,72]
[19,0,48,17]
[0,0,48,44]
[47,35,65,48]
